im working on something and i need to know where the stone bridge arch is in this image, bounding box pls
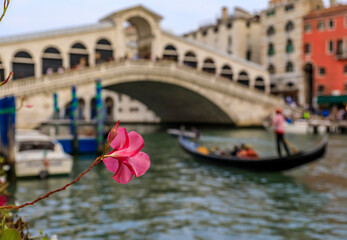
[104,80,234,124]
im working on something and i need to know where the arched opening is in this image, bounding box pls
[202,58,216,74]
[183,51,197,68]
[267,26,275,36]
[304,63,314,106]
[162,45,178,62]
[286,82,295,90]
[0,60,4,82]
[255,77,265,91]
[70,42,89,69]
[221,64,233,81]
[105,97,115,121]
[285,21,294,32]
[95,39,114,64]
[268,64,275,74]
[42,47,63,75]
[12,51,35,80]
[286,61,294,72]
[77,98,85,120]
[238,71,249,86]
[90,98,96,120]
[123,16,153,60]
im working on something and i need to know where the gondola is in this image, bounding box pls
[179,136,328,172]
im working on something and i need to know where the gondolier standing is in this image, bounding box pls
[272,108,290,157]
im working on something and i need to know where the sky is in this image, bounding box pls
[0,0,334,38]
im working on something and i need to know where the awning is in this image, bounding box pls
[317,95,347,104]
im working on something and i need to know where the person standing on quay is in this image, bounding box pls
[272,108,290,157]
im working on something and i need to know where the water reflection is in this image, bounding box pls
[8,128,347,240]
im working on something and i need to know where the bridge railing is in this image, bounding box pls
[0,60,291,110]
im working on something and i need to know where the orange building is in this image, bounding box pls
[303,4,347,105]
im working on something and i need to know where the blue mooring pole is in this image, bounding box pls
[96,79,104,153]
[70,86,78,154]
[53,93,59,136]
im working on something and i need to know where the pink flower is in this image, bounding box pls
[0,196,8,206]
[103,127,150,184]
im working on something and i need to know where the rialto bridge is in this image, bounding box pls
[0,5,290,128]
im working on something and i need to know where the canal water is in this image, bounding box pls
[8,127,347,240]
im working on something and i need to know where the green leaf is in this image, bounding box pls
[1,217,7,232]
[0,228,21,240]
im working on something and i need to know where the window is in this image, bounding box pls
[246,49,252,60]
[226,22,232,29]
[304,43,311,55]
[267,26,275,36]
[268,64,275,74]
[214,26,219,33]
[246,21,251,28]
[285,4,294,11]
[202,29,207,36]
[286,39,294,53]
[337,40,343,55]
[319,67,326,76]
[268,43,275,56]
[317,21,325,30]
[317,85,325,95]
[286,61,294,72]
[328,41,334,54]
[285,21,294,32]
[267,9,275,17]
[304,23,312,32]
[270,83,276,90]
[329,19,334,29]
[344,64,347,74]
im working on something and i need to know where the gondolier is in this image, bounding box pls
[272,108,290,157]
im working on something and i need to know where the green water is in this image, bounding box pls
[9,127,347,240]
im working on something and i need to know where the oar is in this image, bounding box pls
[284,139,298,154]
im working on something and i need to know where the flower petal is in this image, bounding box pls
[113,163,133,184]
[114,131,144,157]
[126,152,150,177]
[103,157,119,173]
[110,127,129,150]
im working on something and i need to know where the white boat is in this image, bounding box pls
[15,130,73,178]
[264,119,328,134]
[167,128,201,139]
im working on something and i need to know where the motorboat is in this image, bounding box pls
[179,136,327,172]
[15,130,73,178]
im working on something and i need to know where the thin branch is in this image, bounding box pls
[0,0,10,22]
[0,72,13,87]
[0,157,103,210]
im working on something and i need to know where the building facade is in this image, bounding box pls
[303,4,347,104]
[183,7,262,64]
[261,0,324,105]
